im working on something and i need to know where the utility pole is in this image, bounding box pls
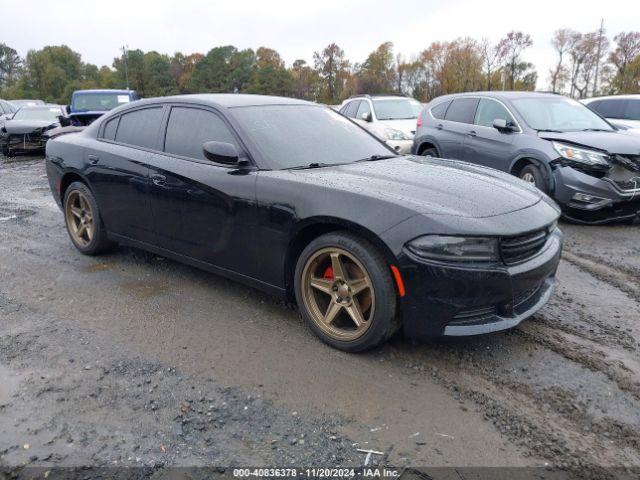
[122,45,130,90]
[593,19,604,96]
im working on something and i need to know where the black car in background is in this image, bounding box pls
[46,94,562,351]
[1,104,67,156]
[413,92,640,224]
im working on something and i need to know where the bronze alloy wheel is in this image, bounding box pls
[65,190,94,248]
[301,247,375,342]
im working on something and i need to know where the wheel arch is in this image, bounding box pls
[284,217,399,302]
[60,170,93,201]
[509,155,555,192]
[415,139,441,156]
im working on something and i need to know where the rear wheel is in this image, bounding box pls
[519,164,548,193]
[420,147,439,158]
[63,182,113,255]
[294,232,398,352]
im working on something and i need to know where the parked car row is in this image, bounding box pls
[412,92,640,225]
[45,93,563,352]
[0,89,139,156]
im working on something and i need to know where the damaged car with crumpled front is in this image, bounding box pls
[0,105,67,157]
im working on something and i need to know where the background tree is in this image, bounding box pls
[549,29,573,93]
[0,43,21,90]
[357,42,397,94]
[497,31,533,90]
[290,59,321,100]
[187,46,255,93]
[480,38,500,91]
[609,31,640,93]
[313,43,350,103]
[246,47,293,96]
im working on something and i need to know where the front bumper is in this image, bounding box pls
[397,229,563,339]
[552,165,640,223]
[386,139,413,154]
[2,133,47,155]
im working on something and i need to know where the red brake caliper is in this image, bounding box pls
[323,266,334,280]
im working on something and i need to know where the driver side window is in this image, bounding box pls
[475,98,516,128]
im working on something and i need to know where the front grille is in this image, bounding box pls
[450,306,497,326]
[500,228,550,265]
[514,285,540,307]
[612,178,640,191]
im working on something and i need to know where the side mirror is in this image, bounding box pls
[58,115,71,127]
[203,141,240,165]
[361,112,373,122]
[492,118,516,132]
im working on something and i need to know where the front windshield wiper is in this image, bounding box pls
[581,128,611,132]
[355,154,400,162]
[536,128,565,133]
[285,162,335,170]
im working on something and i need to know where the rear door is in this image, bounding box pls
[465,98,518,171]
[147,105,259,275]
[86,106,164,243]
[440,97,479,159]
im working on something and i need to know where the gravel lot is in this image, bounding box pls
[0,155,639,479]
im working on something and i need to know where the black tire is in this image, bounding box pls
[63,181,114,255]
[519,164,548,193]
[294,231,399,352]
[420,147,439,158]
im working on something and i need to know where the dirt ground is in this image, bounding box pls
[0,155,639,479]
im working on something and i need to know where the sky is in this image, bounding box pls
[4,0,639,89]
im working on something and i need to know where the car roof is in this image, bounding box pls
[582,94,640,102]
[121,93,315,109]
[73,89,136,95]
[431,91,566,103]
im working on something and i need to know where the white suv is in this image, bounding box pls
[339,95,422,153]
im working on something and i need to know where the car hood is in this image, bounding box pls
[289,156,544,218]
[2,120,59,135]
[538,130,640,155]
[377,118,418,137]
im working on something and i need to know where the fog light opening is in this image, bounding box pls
[571,193,610,205]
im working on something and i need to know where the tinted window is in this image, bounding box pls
[475,98,516,128]
[232,105,393,169]
[115,107,163,149]
[590,99,626,118]
[430,100,450,119]
[342,100,360,118]
[102,117,119,141]
[356,100,371,120]
[164,107,237,161]
[623,99,640,120]
[444,98,479,124]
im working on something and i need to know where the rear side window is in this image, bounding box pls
[115,107,163,149]
[102,117,119,141]
[590,99,626,118]
[164,107,238,161]
[444,98,479,124]
[474,98,516,128]
[430,100,450,119]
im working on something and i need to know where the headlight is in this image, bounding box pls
[552,142,609,167]
[406,235,500,263]
[384,128,410,141]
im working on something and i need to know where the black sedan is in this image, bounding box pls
[1,105,66,156]
[45,94,563,352]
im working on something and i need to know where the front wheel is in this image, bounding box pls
[63,181,114,255]
[294,232,399,352]
[420,147,439,158]
[519,164,548,193]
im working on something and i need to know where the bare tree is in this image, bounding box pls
[480,38,500,90]
[549,29,574,93]
[497,31,533,90]
[609,31,640,92]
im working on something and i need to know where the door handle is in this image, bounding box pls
[151,174,166,186]
[436,123,444,130]
[468,130,477,137]
[87,154,99,165]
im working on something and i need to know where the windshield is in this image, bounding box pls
[511,97,614,132]
[13,107,62,122]
[372,98,422,120]
[232,105,393,169]
[72,93,130,112]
